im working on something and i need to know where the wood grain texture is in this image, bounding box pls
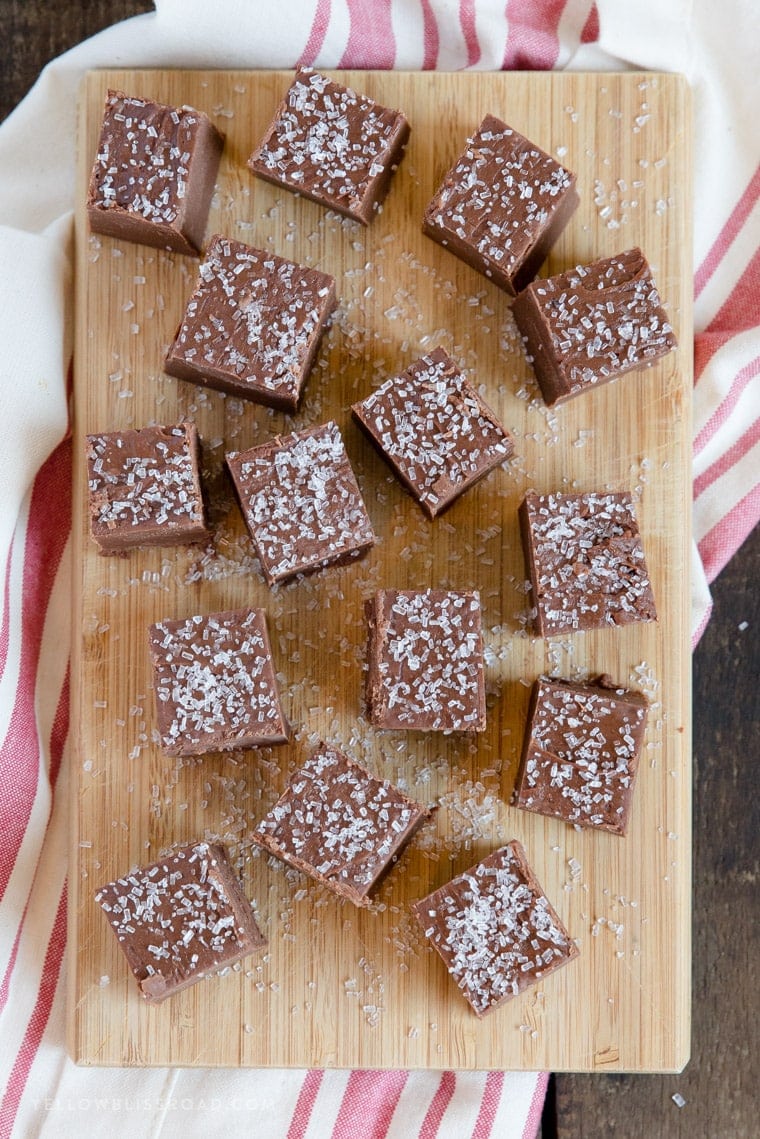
[551,521,760,1134]
[70,68,692,1071]
[0,0,151,115]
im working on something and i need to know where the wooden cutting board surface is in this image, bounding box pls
[70,69,692,1072]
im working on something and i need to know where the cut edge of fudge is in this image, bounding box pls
[87,89,225,256]
[511,674,649,835]
[148,607,290,758]
[519,490,658,638]
[512,247,678,406]
[226,420,376,585]
[86,421,210,554]
[252,741,431,906]
[422,113,579,296]
[95,841,266,1004]
[248,68,410,225]
[351,346,514,519]
[164,234,337,412]
[411,839,579,1017]
[364,588,487,733]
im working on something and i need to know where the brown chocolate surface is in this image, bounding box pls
[86,422,208,553]
[87,89,224,255]
[520,491,657,637]
[148,607,289,757]
[248,68,410,225]
[226,421,375,585]
[512,675,649,835]
[422,114,578,295]
[365,588,486,732]
[164,234,336,412]
[351,346,514,518]
[95,841,266,1004]
[252,743,429,906]
[512,247,677,406]
[412,840,579,1017]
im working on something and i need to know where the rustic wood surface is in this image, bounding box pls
[547,521,760,1135]
[1,0,756,1133]
[70,63,691,1073]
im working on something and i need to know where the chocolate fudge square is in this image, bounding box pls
[351,347,514,519]
[412,840,579,1017]
[86,422,209,554]
[512,248,677,406]
[227,421,375,585]
[164,235,336,412]
[520,491,657,637]
[148,608,289,757]
[512,675,649,835]
[95,841,266,1004]
[423,114,578,296]
[252,743,429,906]
[248,68,409,225]
[87,89,224,255]
[365,589,486,732]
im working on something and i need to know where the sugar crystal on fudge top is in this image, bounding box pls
[365,588,486,732]
[95,841,266,1003]
[148,608,288,757]
[86,423,207,552]
[253,743,429,905]
[87,89,224,254]
[352,347,513,518]
[512,247,677,405]
[249,69,409,224]
[512,676,648,834]
[412,840,578,1016]
[520,491,657,637]
[165,235,336,411]
[423,114,578,294]
[227,421,375,584]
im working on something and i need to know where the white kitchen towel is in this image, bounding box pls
[1,2,758,1137]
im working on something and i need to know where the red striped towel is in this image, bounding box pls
[0,1,757,1136]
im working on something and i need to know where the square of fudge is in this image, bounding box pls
[226,421,375,585]
[164,235,336,412]
[412,840,579,1017]
[148,607,289,757]
[422,114,578,296]
[252,742,429,906]
[365,589,486,732]
[95,841,266,1004]
[86,422,209,553]
[512,248,678,406]
[512,675,649,835]
[87,89,224,255]
[519,491,657,637]
[351,347,514,519]
[248,68,410,225]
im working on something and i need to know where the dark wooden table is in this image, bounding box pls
[2,3,757,1135]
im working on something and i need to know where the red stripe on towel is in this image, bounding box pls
[694,164,760,299]
[421,0,440,69]
[698,483,760,582]
[419,1071,457,1137]
[287,1070,324,1139]
[297,0,333,66]
[0,439,70,902]
[472,1071,504,1137]
[0,883,67,1139]
[503,0,566,70]
[340,1,396,68]
[694,353,760,456]
[333,1070,408,1138]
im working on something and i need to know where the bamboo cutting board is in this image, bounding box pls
[70,69,692,1072]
